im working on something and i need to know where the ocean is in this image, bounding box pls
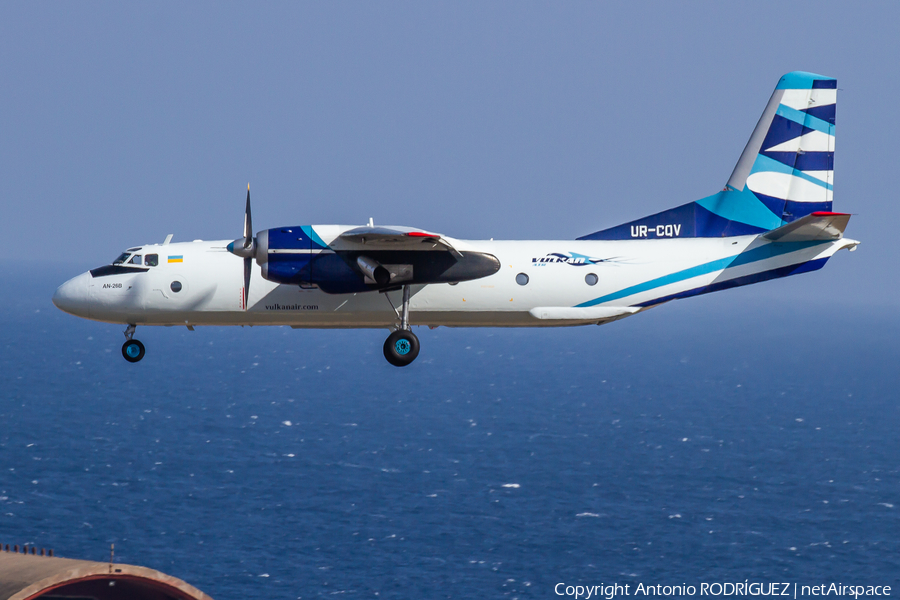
[2,264,898,598]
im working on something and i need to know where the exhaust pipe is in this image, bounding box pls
[357,256,391,286]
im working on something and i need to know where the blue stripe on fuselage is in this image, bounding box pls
[633,257,829,307]
[575,240,827,307]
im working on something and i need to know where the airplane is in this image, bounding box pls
[53,71,858,367]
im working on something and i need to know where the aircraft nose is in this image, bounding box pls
[52,272,92,318]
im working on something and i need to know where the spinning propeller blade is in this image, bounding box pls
[227,184,257,310]
[243,256,251,310]
[243,184,252,309]
[243,185,253,248]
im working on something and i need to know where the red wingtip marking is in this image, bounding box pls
[407,231,435,237]
[811,211,850,216]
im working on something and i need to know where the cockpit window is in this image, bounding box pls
[145,254,158,267]
[112,252,130,265]
[128,255,142,265]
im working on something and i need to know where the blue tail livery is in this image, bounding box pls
[579,71,837,241]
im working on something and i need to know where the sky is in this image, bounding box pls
[2,1,897,306]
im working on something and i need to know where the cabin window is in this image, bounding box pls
[128,255,142,265]
[170,281,183,293]
[145,254,158,267]
[515,273,529,286]
[585,273,598,286]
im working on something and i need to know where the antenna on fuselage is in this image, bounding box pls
[163,234,173,245]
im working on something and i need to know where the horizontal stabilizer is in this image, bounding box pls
[762,211,850,242]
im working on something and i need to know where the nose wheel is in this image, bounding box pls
[383,285,419,367]
[121,324,145,363]
[122,339,145,363]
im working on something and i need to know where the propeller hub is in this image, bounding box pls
[228,237,256,258]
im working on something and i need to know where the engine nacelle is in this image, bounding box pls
[253,225,500,293]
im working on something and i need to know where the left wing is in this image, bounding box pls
[336,226,463,257]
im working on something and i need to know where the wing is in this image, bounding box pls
[309,225,500,291]
[336,226,463,257]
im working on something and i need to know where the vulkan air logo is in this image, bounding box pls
[532,252,607,267]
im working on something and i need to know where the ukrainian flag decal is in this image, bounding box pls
[168,255,183,263]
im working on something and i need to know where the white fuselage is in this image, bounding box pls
[52,228,857,330]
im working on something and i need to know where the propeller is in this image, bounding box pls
[242,248,252,310]
[243,185,253,249]
[227,184,256,309]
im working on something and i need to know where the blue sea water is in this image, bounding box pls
[1,264,899,598]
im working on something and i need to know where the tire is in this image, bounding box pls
[122,339,145,363]
[383,330,420,367]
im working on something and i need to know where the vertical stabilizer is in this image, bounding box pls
[580,72,837,241]
[727,71,836,221]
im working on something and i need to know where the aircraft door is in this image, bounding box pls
[139,251,204,311]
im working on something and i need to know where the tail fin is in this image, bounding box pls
[579,71,837,241]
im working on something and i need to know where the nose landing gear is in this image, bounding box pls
[121,324,145,363]
[383,285,420,367]
[122,339,145,362]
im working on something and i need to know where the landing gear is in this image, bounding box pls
[121,324,145,363]
[122,339,145,363]
[383,285,419,367]
[383,329,419,367]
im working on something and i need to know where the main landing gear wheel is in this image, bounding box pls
[122,339,145,363]
[382,284,420,367]
[383,330,419,367]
